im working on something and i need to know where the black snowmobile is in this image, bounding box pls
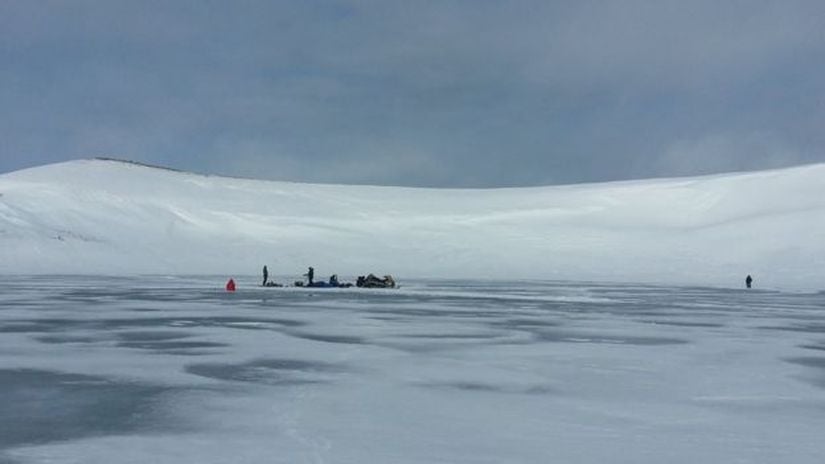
[356,274,396,288]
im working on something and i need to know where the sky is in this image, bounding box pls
[1,0,824,187]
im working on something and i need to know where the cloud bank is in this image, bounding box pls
[1,0,823,186]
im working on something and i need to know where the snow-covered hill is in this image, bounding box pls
[1,158,823,289]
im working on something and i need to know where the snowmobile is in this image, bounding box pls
[356,274,396,288]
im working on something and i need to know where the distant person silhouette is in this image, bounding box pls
[262,265,268,286]
[745,274,753,289]
[305,267,315,285]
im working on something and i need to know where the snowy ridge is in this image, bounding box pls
[1,158,824,289]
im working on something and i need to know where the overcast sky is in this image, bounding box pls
[1,0,824,187]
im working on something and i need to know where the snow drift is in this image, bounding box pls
[0,158,823,289]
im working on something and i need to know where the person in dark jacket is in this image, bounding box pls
[262,265,269,286]
[745,274,753,289]
[305,267,314,285]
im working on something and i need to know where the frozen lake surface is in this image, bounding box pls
[1,276,824,463]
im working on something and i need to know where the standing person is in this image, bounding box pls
[262,265,269,286]
[745,274,753,289]
[305,267,315,285]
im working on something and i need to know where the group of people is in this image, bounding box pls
[264,265,750,289]
[261,265,395,289]
[296,266,351,287]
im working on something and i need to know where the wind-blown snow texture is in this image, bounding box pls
[1,159,824,289]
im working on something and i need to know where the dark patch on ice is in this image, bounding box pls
[365,314,415,322]
[641,320,724,328]
[117,340,229,352]
[523,385,558,394]
[0,369,184,450]
[536,330,687,345]
[35,331,207,348]
[43,285,289,306]
[759,324,825,334]
[434,381,502,392]
[628,311,677,317]
[488,318,562,330]
[366,306,510,319]
[185,358,346,385]
[785,357,825,369]
[799,343,825,352]
[376,339,498,354]
[0,316,305,334]
[286,332,366,344]
[418,381,557,395]
[784,357,825,389]
[0,321,67,333]
[114,331,228,353]
[102,316,306,331]
[116,330,194,342]
[398,332,501,340]
[34,334,101,344]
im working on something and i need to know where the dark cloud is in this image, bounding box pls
[1,0,824,186]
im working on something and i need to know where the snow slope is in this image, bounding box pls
[1,159,823,289]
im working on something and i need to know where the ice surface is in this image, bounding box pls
[2,159,825,289]
[1,276,824,463]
